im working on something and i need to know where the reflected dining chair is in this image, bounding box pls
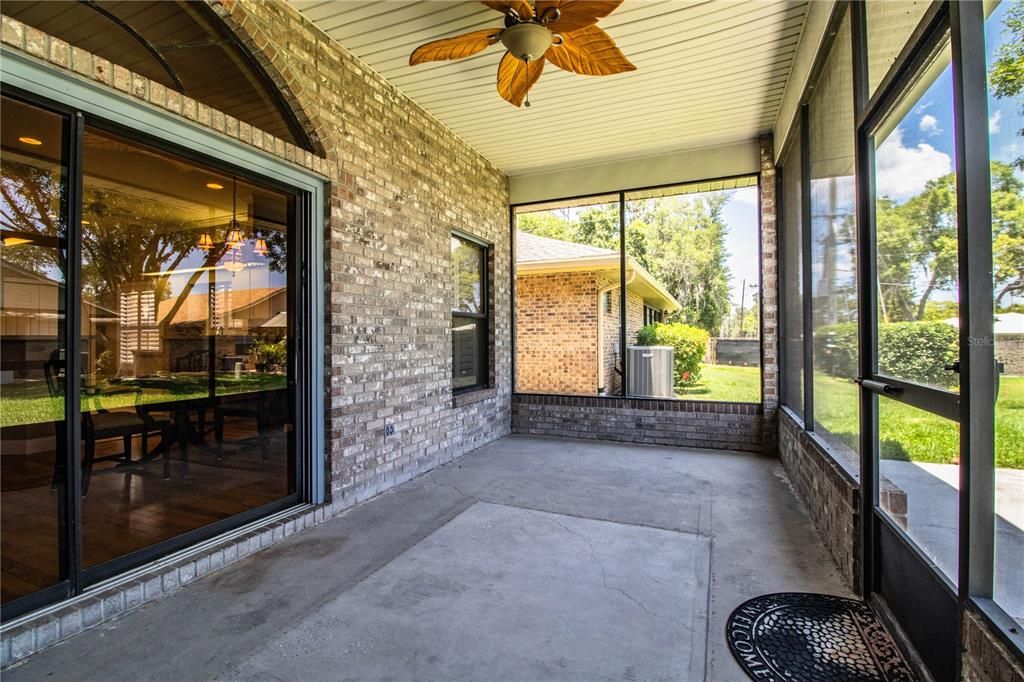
[44,350,173,494]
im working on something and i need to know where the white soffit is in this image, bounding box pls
[292,0,809,176]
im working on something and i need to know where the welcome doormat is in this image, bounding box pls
[725,592,916,681]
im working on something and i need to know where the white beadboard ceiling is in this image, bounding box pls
[290,0,809,176]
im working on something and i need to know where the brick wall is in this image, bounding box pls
[604,281,644,395]
[778,408,912,592]
[515,272,599,394]
[514,268,651,396]
[759,134,780,450]
[512,394,763,452]
[997,334,1024,376]
[213,0,513,500]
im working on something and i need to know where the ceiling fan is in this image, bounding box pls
[409,1,635,108]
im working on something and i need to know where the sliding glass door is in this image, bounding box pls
[1,92,302,616]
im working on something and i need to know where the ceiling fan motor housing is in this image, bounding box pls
[501,22,553,62]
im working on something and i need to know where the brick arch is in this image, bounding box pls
[210,0,328,159]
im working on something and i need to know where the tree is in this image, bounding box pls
[990,0,1024,171]
[453,238,483,312]
[875,196,917,322]
[876,162,1024,317]
[1,156,290,375]
[991,161,1024,305]
[900,173,959,321]
[514,210,575,241]
[721,294,760,338]
[630,193,732,335]
[0,162,65,275]
[79,190,209,311]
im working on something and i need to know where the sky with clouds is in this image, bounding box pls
[875,62,956,202]
[876,2,1021,200]
[870,2,1021,306]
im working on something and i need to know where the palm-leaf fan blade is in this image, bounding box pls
[545,24,635,75]
[536,0,623,33]
[410,29,501,65]
[497,52,545,107]
[479,0,534,18]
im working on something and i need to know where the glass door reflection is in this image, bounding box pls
[0,96,70,606]
[79,126,296,571]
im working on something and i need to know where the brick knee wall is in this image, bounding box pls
[962,608,1024,682]
[512,394,763,452]
[778,409,860,590]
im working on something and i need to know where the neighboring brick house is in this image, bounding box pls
[515,231,680,395]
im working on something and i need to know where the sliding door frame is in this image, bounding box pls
[0,49,327,621]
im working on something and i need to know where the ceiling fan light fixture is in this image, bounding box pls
[500,22,552,62]
[408,1,633,107]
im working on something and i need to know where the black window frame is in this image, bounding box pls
[0,84,318,621]
[643,305,662,327]
[451,230,491,394]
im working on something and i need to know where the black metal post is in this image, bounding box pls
[850,0,878,600]
[619,192,627,397]
[65,112,85,595]
[510,206,517,393]
[950,0,995,604]
[799,105,814,429]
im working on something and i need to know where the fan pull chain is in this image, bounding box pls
[524,56,532,108]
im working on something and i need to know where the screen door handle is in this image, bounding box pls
[855,378,902,396]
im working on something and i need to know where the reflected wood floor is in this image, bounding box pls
[1,417,292,604]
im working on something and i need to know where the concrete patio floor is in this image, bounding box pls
[5,435,850,681]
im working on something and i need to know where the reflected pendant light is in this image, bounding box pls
[254,237,269,256]
[197,232,214,251]
[225,176,244,248]
[224,252,245,273]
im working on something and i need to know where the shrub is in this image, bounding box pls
[814,321,958,388]
[812,323,859,380]
[637,322,709,387]
[95,350,115,376]
[251,335,287,370]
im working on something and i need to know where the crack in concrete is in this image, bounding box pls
[525,509,697,634]
[427,471,475,501]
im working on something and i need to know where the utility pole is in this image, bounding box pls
[738,278,747,338]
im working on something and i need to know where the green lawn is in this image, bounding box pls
[676,364,762,403]
[812,372,1023,470]
[674,364,1023,469]
[0,373,287,428]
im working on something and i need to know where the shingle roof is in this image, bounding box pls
[516,231,616,263]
